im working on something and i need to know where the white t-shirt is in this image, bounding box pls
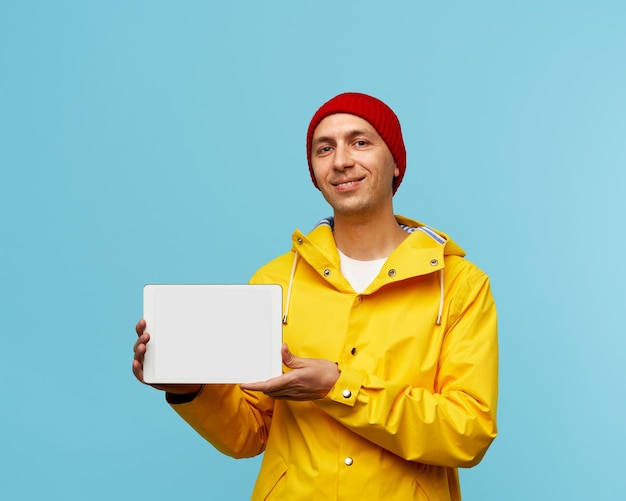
[338,249,388,294]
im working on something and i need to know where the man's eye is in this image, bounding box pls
[355,140,368,147]
[318,146,332,154]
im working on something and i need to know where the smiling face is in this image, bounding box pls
[310,113,399,219]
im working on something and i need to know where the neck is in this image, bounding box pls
[333,210,408,260]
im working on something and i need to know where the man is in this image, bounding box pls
[133,92,498,500]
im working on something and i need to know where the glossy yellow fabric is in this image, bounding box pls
[171,216,498,500]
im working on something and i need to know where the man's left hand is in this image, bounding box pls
[240,344,340,400]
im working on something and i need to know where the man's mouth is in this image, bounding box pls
[332,177,365,189]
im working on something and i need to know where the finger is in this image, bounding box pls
[281,343,293,366]
[240,372,290,393]
[132,358,144,383]
[239,381,265,392]
[135,319,146,336]
[281,344,306,370]
[133,332,150,357]
[133,340,146,363]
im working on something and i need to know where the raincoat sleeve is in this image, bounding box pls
[168,384,274,459]
[315,270,498,468]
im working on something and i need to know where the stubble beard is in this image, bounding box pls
[322,189,384,223]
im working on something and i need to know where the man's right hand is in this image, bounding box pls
[133,319,203,396]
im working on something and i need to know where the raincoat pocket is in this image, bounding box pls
[251,454,287,500]
[412,463,456,501]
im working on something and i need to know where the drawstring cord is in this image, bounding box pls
[436,269,444,325]
[282,250,299,324]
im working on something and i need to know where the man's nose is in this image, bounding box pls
[333,144,354,170]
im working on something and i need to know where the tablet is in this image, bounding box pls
[142,284,283,384]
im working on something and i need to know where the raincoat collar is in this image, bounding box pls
[282,215,464,326]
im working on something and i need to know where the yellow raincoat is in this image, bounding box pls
[170,216,498,500]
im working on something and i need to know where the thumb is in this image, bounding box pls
[281,343,305,369]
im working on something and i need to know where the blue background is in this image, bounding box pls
[1,1,625,499]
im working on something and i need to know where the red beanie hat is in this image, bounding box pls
[306,92,406,194]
